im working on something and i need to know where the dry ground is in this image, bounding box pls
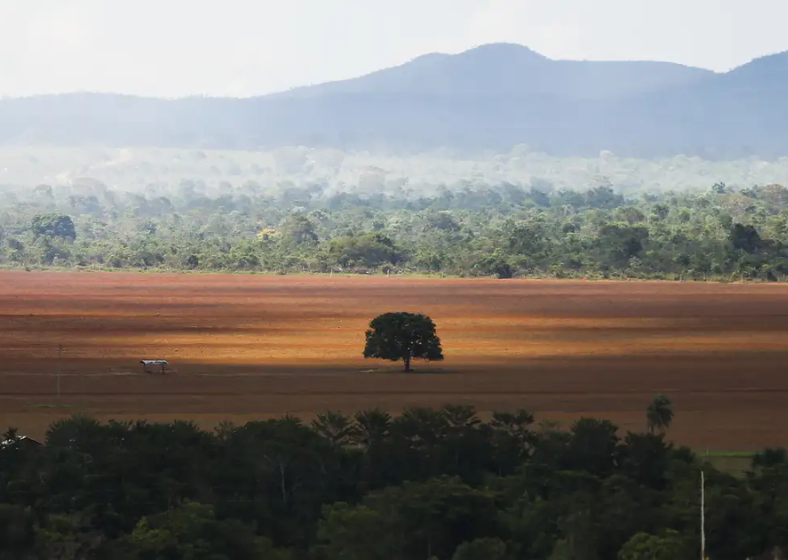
[2,270,788,451]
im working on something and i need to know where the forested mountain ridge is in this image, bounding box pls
[1,44,787,158]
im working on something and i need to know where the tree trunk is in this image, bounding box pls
[404,355,411,372]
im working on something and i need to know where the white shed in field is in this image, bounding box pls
[140,359,169,374]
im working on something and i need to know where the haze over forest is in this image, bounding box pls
[1,145,788,202]
[1,43,788,164]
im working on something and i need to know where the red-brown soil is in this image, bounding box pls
[2,270,788,451]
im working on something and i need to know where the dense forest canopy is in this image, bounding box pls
[2,406,787,560]
[1,148,788,280]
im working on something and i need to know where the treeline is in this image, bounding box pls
[3,181,788,280]
[1,406,787,559]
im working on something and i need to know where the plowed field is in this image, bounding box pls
[2,270,788,450]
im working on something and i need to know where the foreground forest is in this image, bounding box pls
[1,405,787,560]
[3,176,788,280]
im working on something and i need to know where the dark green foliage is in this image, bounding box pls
[316,503,392,560]
[619,433,673,490]
[646,395,674,435]
[617,530,691,560]
[319,477,499,560]
[113,502,280,560]
[472,251,513,278]
[730,223,763,253]
[0,403,787,560]
[3,181,788,280]
[597,223,649,266]
[328,233,401,270]
[280,213,319,248]
[184,254,199,269]
[31,213,76,240]
[363,312,444,371]
[565,418,621,477]
[752,447,788,469]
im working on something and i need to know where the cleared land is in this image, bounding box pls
[1,270,788,450]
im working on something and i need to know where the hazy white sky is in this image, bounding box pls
[1,0,787,98]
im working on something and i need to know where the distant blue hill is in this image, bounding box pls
[1,43,786,158]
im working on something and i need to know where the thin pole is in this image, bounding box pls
[701,470,705,560]
[57,344,62,400]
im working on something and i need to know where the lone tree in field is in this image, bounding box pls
[363,312,443,372]
[646,394,674,434]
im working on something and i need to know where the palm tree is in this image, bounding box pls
[646,394,674,434]
[352,408,392,447]
[311,411,354,447]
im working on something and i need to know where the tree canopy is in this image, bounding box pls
[3,179,788,281]
[1,404,787,560]
[646,395,674,435]
[363,312,444,372]
[30,213,76,240]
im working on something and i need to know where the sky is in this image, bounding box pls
[1,0,787,98]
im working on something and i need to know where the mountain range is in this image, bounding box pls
[1,43,787,158]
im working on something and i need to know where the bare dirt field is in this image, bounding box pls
[2,270,788,451]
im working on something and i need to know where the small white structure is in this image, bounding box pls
[140,359,169,375]
[1,436,42,448]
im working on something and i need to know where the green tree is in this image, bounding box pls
[752,447,788,469]
[617,530,689,560]
[280,213,319,248]
[352,408,392,446]
[489,409,537,475]
[730,223,763,253]
[316,503,393,560]
[363,312,444,372]
[646,395,674,435]
[34,512,102,560]
[564,417,621,477]
[184,254,199,269]
[597,223,649,267]
[472,250,513,278]
[328,233,401,270]
[311,411,355,447]
[319,477,500,560]
[115,502,282,560]
[31,213,76,241]
[619,432,672,489]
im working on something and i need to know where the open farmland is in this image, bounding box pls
[1,270,788,450]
